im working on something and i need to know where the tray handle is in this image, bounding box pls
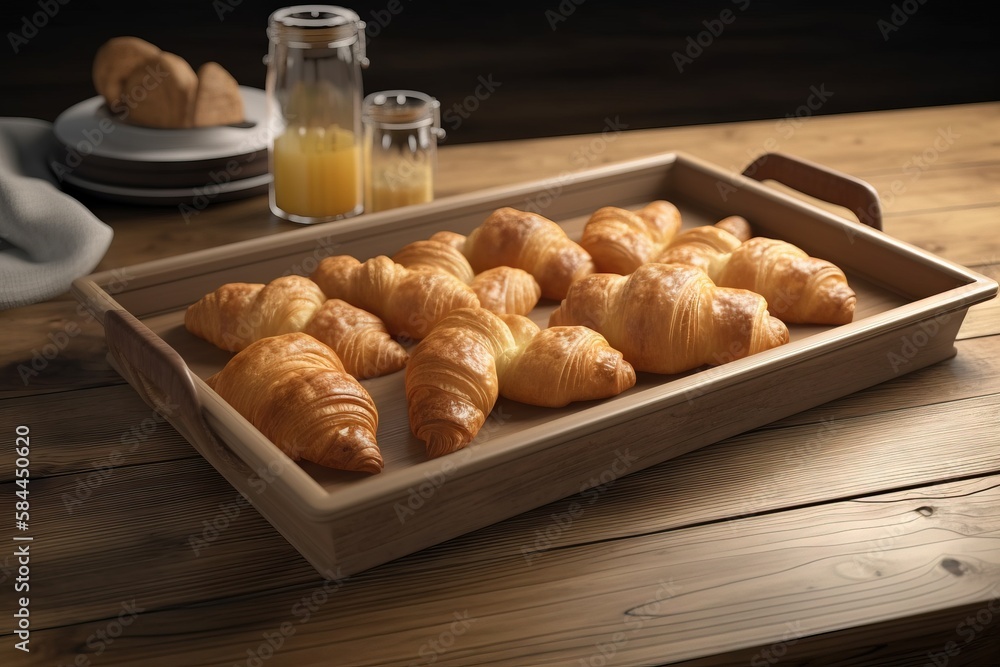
[103,310,250,473]
[742,152,882,230]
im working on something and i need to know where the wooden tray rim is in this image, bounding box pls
[71,151,999,519]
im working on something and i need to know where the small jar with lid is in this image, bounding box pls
[362,90,444,213]
[266,5,368,224]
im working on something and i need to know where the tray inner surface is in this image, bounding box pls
[138,191,913,494]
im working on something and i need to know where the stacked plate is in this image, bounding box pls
[50,87,271,205]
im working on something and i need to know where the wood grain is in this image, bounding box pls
[11,475,1000,666]
[1,102,998,666]
[4,344,998,630]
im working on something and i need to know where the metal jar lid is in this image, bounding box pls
[363,90,445,138]
[267,5,368,65]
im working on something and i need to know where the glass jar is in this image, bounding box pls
[362,90,444,213]
[266,5,368,224]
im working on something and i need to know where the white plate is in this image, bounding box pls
[60,170,271,206]
[52,87,269,164]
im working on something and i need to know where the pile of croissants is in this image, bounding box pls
[186,202,856,474]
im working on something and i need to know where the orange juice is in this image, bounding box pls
[365,160,433,213]
[272,125,360,219]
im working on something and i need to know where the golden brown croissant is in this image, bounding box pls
[392,239,476,284]
[657,222,855,325]
[654,220,745,276]
[207,333,382,473]
[549,263,789,374]
[715,215,752,242]
[185,275,324,351]
[310,255,479,340]
[580,200,683,274]
[405,308,509,457]
[470,267,541,315]
[302,299,409,379]
[428,230,467,250]
[405,307,635,457]
[184,275,407,379]
[500,324,636,407]
[463,208,594,300]
[393,238,542,315]
[715,238,856,325]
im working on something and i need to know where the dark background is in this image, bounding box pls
[1,0,998,145]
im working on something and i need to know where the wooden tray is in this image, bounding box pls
[72,152,998,579]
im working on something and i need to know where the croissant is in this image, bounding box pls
[470,267,541,315]
[301,299,409,379]
[579,200,683,274]
[311,255,479,341]
[406,307,635,457]
[654,219,745,276]
[392,239,475,284]
[657,227,855,324]
[500,324,636,406]
[393,238,542,315]
[463,208,594,300]
[715,238,856,325]
[715,215,752,242]
[185,275,323,351]
[184,275,408,379]
[549,263,789,374]
[429,230,467,250]
[207,333,382,473]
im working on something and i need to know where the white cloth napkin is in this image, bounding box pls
[0,118,113,310]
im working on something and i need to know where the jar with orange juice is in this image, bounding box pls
[266,6,367,223]
[362,90,445,213]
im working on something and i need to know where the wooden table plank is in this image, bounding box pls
[0,384,197,480]
[2,335,996,484]
[5,366,998,631]
[2,102,999,666]
[13,474,1000,667]
[435,103,1000,198]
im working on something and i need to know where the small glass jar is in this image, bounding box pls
[266,5,368,224]
[362,90,444,213]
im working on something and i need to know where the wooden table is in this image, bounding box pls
[2,103,999,666]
